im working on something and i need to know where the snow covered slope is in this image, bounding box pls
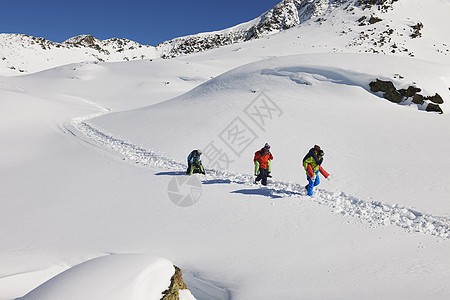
[2,0,449,75]
[90,52,450,222]
[0,34,157,75]
[19,254,196,300]
[0,0,449,299]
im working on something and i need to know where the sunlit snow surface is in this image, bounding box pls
[1,0,450,299]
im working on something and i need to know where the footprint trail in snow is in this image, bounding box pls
[70,107,450,240]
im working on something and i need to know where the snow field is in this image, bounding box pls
[1,1,450,297]
[2,49,449,299]
[91,53,450,215]
[72,115,450,239]
[19,254,176,300]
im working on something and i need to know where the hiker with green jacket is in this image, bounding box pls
[303,145,330,196]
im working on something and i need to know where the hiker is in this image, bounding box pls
[254,143,273,186]
[186,149,205,175]
[303,145,330,196]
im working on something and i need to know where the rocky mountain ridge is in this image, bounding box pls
[1,0,447,76]
[0,33,157,74]
[156,0,403,57]
[157,0,345,58]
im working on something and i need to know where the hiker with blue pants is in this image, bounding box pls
[303,145,331,196]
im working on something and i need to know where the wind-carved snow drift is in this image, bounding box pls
[19,254,197,300]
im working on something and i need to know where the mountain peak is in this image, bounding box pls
[157,0,401,58]
[63,35,100,47]
[0,0,448,75]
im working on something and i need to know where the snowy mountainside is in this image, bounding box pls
[0,34,158,75]
[1,2,450,297]
[63,34,155,58]
[1,49,449,299]
[157,0,351,57]
[90,53,450,216]
[158,0,448,64]
[156,0,424,58]
[2,0,449,75]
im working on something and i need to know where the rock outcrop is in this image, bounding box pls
[369,79,444,113]
[158,0,352,58]
[161,266,190,300]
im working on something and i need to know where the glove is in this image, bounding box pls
[326,174,333,181]
[311,175,317,182]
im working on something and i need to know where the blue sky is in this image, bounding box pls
[1,0,281,45]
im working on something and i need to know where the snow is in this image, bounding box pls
[19,254,175,300]
[1,0,450,299]
[90,54,450,217]
[0,34,158,76]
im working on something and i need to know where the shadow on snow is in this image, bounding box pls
[231,188,283,199]
[202,179,232,185]
[155,171,187,176]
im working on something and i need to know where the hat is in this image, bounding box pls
[314,145,321,151]
[264,143,270,149]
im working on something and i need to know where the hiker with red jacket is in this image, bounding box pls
[303,145,331,196]
[254,143,273,186]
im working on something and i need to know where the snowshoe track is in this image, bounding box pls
[72,114,450,240]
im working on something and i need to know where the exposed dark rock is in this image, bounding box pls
[369,79,444,113]
[399,86,421,97]
[357,15,382,26]
[426,103,443,114]
[384,89,403,103]
[161,266,189,300]
[369,79,393,92]
[410,22,423,39]
[357,0,398,10]
[424,93,444,104]
[368,16,383,24]
[63,35,111,55]
[412,93,424,105]
[369,79,402,103]
[358,16,366,26]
